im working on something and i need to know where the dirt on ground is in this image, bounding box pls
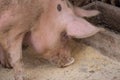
[0,36,120,80]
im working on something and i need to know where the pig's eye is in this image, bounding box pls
[57,4,62,12]
[60,31,69,42]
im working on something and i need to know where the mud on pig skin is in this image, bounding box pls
[0,0,100,80]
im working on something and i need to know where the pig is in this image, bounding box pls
[0,0,100,80]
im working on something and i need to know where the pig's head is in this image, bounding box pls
[30,0,100,67]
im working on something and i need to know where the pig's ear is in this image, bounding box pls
[74,7,100,18]
[66,18,100,38]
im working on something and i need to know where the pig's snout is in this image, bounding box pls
[49,55,75,68]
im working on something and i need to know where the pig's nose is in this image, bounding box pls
[63,57,75,67]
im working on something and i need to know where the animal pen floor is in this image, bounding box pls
[0,28,120,80]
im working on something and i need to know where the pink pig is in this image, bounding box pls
[0,0,100,80]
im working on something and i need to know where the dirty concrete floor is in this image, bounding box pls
[0,43,120,80]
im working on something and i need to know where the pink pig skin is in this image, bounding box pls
[0,0,100,80]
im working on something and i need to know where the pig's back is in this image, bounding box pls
[0,0,43,32]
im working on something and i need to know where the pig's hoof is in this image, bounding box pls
[0,59,12,69]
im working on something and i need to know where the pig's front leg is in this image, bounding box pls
[0,45,12,68]
[1,31,25,80]
[9,34,25,80]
